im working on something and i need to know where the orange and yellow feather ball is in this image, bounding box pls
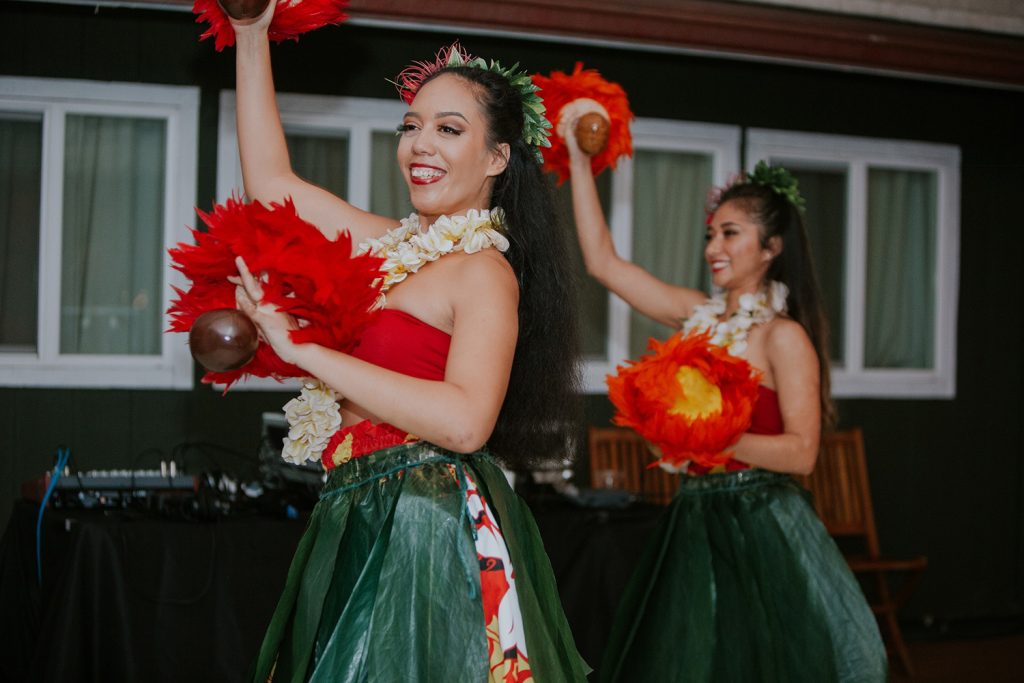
[607,330,762,469]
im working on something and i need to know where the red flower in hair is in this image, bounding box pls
[167,197,383,389]
[607,330,762,469]
[532,63,634,184]
[393,42,474,105]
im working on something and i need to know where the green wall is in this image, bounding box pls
[1,1,1021,623]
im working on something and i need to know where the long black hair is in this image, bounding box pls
[422,65,582,465]
[717,180,835,430]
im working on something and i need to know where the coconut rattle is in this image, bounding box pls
[188,308,259,373]
[532,63,634,184]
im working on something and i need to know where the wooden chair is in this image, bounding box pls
[588,426,678,505]
[795,428,928,677]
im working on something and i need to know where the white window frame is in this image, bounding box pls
[215,91,407,391]
[0,77,199,389]
[582,118,741,393]
[747,129,961,398]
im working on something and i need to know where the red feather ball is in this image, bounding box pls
[167,196,383,389]
[532,63,634,185]
[192,0,349,52]
[606,330,762,469]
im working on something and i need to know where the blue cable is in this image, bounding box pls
[36,447,71,586]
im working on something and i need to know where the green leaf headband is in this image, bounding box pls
[747,160,806,210]
[393,42,552,163]
[706,160,807,217]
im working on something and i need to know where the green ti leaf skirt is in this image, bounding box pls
[601,469,887,683]
[249,440,590,683]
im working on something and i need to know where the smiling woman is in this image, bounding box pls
[224,3,586,680]
[562,94,887,679]
[396,76,510,223]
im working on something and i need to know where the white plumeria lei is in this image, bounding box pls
[681,280,789,356]
[281,379,342,465]
[357,208,510,295]
[280,209,509,465]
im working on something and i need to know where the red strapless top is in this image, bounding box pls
[748,385,784,436]
[322,309,451,470]
[349,308,451,380]
[686,385,783,475]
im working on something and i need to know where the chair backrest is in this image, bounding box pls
[795,428,882,557]
[588,426,678,505]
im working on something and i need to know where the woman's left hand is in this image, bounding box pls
[230,256,302,365]
[556,97,610,160]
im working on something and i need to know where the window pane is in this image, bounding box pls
[790,167,847,364]
[61,114,166,355]
[370,131,412,219]
[630,150,711,357]
[865,168,936,368]
[0,113,42,353]
[286,131,349,199]
[552,173,611,360]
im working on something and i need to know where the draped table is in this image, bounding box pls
[0,493,662,682]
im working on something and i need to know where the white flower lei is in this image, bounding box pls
[280,209,509,465]
[357,208,510,296]
[681,280,789,356]
[280,379,341,465]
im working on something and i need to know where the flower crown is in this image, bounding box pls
[392,42,552,163]
[705,160,806,217]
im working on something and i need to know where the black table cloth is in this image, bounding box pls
[0,501,304,683]
[0,493,662,682]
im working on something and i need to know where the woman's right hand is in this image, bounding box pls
[227,0,277,35]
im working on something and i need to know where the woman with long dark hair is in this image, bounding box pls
[559,99,885,681]
[227,4,586,679]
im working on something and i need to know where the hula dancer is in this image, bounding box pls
[225,3,587,679]
[560,98,886,682]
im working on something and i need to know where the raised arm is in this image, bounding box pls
[730,319,821,475]
[559,99,706,328]
[231,5,397,244]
